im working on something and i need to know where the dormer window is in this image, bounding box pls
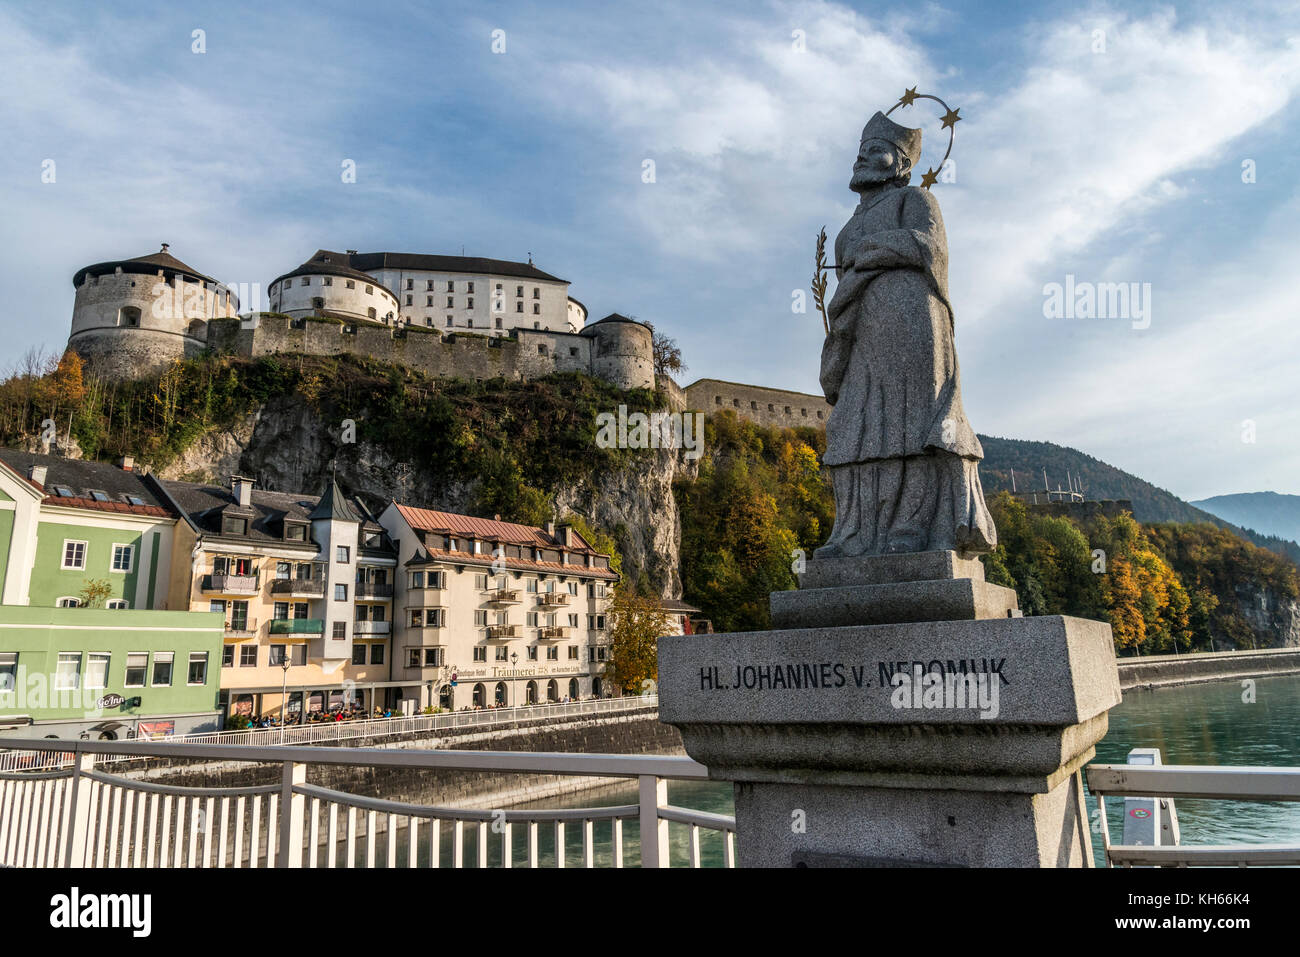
[222,515,247,536]
[284,522,306,542]
[472,540,481,555]
[89,490,109,502]
[448,538,457,552]
[52,485,75,498]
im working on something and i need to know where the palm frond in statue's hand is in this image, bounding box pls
[812,226,830,336]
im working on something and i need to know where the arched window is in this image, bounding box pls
[525,680,537,704]
[546,679,558,703]
[568,678,579,700]
[592,677,603,698]
[472,683,486,708]
[439,686,453,710]
[119,306,141,327]
[494,681,507,706]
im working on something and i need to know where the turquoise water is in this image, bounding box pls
[1089,672,1300,862]
[530,673,1300,867]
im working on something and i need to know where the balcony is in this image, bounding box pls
[486,624,519,640]
[269,618,325,636]
[224,617,259,638]
[271,578,325,598]
[202,574,259,595]
[353,620,391,636]
[538,626,569,640]
[355,582,394,600]
[485,589,520,605]
[539,592,570,606]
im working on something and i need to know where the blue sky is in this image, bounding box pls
[2,0,1298,500]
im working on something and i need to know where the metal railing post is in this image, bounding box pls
[63,747,94,867]
[638,775,669,868]
[277,761,306,867]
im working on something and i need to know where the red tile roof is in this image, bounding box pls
[43,496,171,518]
[395,504,618,580]
[396,505,596,551]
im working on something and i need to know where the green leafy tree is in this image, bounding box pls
[76,578,113,609]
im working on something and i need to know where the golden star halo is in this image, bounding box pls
[885,87,961,190]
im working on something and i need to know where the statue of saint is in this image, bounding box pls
[817,111,996,559]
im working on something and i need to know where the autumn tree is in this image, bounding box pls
[643,322,686,379]
[605,588,672,696]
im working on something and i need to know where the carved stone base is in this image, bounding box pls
[656,552,1122,868]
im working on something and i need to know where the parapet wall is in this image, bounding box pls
[685,378,830,430]
[208,315,599,384]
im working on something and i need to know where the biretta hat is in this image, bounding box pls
[861,111,922,169]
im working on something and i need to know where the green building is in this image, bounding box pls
[0,450,223,739]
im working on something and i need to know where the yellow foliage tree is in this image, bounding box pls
[605,589,672,696]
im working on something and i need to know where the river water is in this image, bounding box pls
[527,673,1300,867]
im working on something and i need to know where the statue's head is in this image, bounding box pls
[851,111,922,192]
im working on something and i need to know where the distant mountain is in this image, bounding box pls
[1191,492,1300,546]
[976,436,1300,565]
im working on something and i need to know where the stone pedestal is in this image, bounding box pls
[657,551,1122,867]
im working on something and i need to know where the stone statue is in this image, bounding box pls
[817,110,996,559]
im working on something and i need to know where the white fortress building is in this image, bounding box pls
[269,249,586,336]
[64,245,659,393]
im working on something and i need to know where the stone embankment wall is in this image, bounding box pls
[128,706,684,808]
[1117,647,1300,692]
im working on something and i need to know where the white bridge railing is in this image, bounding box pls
[0,738,735,869]
[0,695,659,772]
[1087,761,1300,867]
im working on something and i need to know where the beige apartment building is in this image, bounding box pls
[148,474,399,722]
[376,504,618,711]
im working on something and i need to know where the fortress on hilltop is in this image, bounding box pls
[63,244,836,421]
[65,246,655,391]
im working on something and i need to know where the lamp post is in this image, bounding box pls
[510,652,519,713]
[279,653,292,745]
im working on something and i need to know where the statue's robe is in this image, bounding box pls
[817,184,996,558]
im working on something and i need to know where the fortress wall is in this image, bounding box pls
[208,315,562,382]
[656,376,686,411]
[203,316,664,392]
[684,378,830,430]
[515,328,592,379]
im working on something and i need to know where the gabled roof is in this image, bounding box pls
[660,599,702,614]
[269,249,397,294]
[344,251,565,284]
[394,504,618,580]
[395,505,593,551]
[158,478,393,553]
[0,449,172,518]
[73,245,219,288]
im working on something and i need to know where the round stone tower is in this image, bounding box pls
[67,245,239,379]
[581,313,655,390]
